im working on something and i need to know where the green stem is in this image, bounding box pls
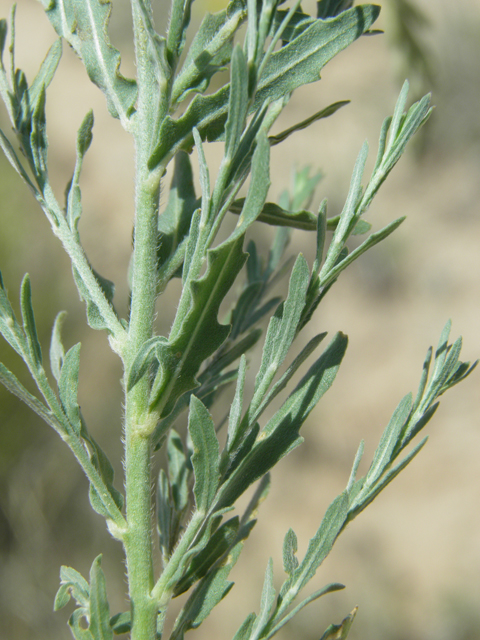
[122,6,169,639]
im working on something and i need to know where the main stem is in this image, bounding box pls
[123,7,167,639]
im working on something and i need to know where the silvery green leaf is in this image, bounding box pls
[317,0,354,19]
[205,330,262,378]
[42,0,137,126]
[350,437,428,520]
[282,528,298,577]
[150,236,247,417]
[314,201,327,272]
[20,274,42,368]
[170,540,243,638]
[229,200,317,231]
[251,253,310,408]
[157,151,198,281]
[231,132,270,239]
[250,558,275,640]
[88,437,124,515]
[30,84,48,188]
[232,613,257,640]
[217,332,348,509]
[269,7,314,43]
[50,311,67,383]
[168,429,189,513]
[157,468,174,559]
[226,355,247,451]
[363,393,412,489]
[72,265,117,332]
[55,565,90,612]
[58,343,83,435]
[173,7,239,104]
[29,38,62,111]
[68,609,94,640]
[66,110,94,234]
[174,516,240,596]
[267,583,345,638]
[252,332,328,425]
[225,46,249,160]
[0,128,37,193]
[148,5,380,168]
[269,100,349,146]
[0,271,24,355]
[319,607,358,640]
[321,216,406,288]
[89,555,113,640]
[0,364,59,429]
[188,395,220,513]
[182,209,201,283]
[286,491,349,599]
[109,612,131,635]
[193,127,211,224]
[127,336,165,391]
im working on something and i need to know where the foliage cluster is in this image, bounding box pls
[0,1,475,639]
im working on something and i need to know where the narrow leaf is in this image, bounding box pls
[189,395,220,513]
[49,310,67,383]
[148,5,380,167]
[89,555,113,640]
[20,274,42,367]
[269,100,350,146]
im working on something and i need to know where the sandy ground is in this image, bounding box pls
[0,1,479,639]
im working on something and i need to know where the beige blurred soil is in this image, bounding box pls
[0,1,479,639]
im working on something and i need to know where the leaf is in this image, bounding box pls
[168,429,190,512]
[317,0,354,19]
[269,100,350,146]
[232,613,257,640]
[72,265,117,332]
[150,235,247,417]
[231,132,271,239]
[173,7,240,104]
[127,336,165,391]
[0,364,60,430]
[170,540,243,638]
[55,565,90,611]
[88,438,125,516]
[29,84,48,188]
[148,5,381,168]
[282,528,299,577]
[364,393,412,489]
[225,45,249,160]
[319,607,358,640]
[109,612,132,635]
[66,110,95,235]
[42,0,137,125]
[188,396,220,513]
[251,558,276,640]
[174,517,240,596]
[286,491,349,599]
[217,332,348,509]
[0,128,38,193]
[230,199,317,231]
[89,555,113,640]
[226,355,247,451]
[20,274,42,368]
[157,151,199,281]
[267,583,345,638]
[49,310,67,383]
[58,343,83,435]
[29,38,62,112]
[250,254,310,410]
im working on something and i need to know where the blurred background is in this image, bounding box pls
[0,0,479,639]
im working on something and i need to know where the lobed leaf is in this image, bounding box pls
[148,5,380,168]
[150,235,247,417]
[42,0,137,126]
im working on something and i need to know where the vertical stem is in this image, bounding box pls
[123,5,169,639]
